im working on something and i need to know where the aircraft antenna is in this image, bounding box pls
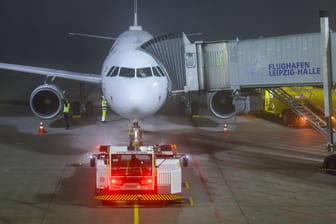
[134,0,138,26]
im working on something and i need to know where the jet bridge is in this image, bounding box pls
[140,29,336,119]
[188,32,336,135]
[141,31,336,119]
[185,32,334,90]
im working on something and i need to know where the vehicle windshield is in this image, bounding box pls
[111,154,152,176]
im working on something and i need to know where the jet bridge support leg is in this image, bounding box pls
[320,11,334,152]
[319,10,336,175]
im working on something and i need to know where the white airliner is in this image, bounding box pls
[0,0,168,122]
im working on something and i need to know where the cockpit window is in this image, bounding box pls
[107,66,119,77]
[152,67,163,77]
[136,67,152,78]
[119,67,135,78]
[153,66,165,77]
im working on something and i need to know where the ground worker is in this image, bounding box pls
[101,95,108,122]
[63,99,70,130]
[128,121,143,149]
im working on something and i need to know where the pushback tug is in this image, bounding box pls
[90,127,189,203]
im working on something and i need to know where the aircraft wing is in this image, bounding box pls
[0,62,101,84]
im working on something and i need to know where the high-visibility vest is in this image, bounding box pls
[63,103,70,113]
[128,127,134,135]
[101,99,108,110]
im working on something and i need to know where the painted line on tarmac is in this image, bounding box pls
[134,203,139,224]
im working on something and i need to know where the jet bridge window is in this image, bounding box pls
[136,67,152,78]
[153,66,165,77]
[119,67,135,78]
[107,66,119,77]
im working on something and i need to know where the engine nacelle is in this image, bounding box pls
[29,84,64,120]
[208,91,246,119]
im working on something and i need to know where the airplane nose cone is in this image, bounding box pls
[127,80,162,110]
[109,77,167,119]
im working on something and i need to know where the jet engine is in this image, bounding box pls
[29,84,64,120]
[208,91,246,119]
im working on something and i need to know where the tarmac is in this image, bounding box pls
[1,103,336,224]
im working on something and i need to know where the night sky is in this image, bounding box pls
[0,0,335,73]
